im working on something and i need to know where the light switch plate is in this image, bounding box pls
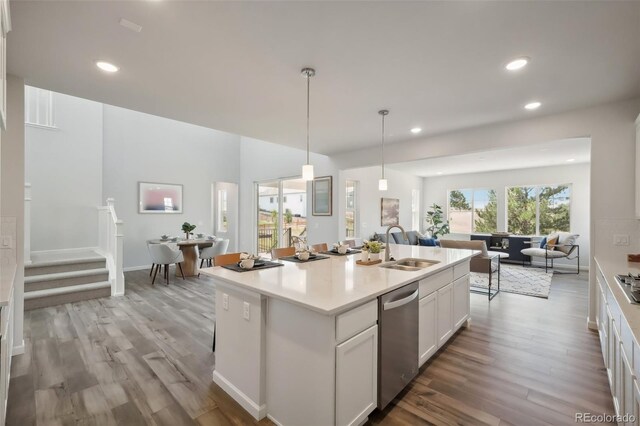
[243,302,250,321]
[614,234,630,246]
[223,293,229,310]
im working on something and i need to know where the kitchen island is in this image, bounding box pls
[200,244,478,426]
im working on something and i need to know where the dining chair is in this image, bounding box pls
[213,252,243,267]
[311,243,328,252]
[146,240,158,277]
[200,239,230,268]
[271,246,295,260]
[148,244,185,285]
[343,238,364,248]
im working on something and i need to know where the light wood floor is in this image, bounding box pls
[7,268,614,425]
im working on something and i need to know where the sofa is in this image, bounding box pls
[373,230,439,246]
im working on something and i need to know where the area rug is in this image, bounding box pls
[470,264,553,298]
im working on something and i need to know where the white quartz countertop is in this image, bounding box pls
[0,262,16,307]
[200,245,479,315]
[595,256,640,342]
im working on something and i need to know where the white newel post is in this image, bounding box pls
[24,183,31,265]
[113,219,124,296]
[100,198,125,296]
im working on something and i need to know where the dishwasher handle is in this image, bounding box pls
[383,289,419,311]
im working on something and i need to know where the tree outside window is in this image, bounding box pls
[507,185,571,235]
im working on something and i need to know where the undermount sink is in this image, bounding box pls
[379,258,441,271]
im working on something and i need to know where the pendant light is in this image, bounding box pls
[378,109,389,191]
[301,67,316,181]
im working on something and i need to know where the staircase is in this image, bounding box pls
[24,249,111,310]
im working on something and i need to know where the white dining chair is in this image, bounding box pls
[199,239,230,269]
[148,243,185,285]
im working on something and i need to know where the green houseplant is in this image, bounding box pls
[368,241,382,261]
[425,204,450,239]
[181,222,197,240]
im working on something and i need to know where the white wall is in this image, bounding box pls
[2,75,26,354]
[338,166,423,241]
[103,106,241,269]
[332,97,640,326]
[238,137,339,252]
[25,91,103,251]
[422,162,591,267]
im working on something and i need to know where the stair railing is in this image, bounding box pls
[97,198,124,296]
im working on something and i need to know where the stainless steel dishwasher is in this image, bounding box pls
[378,281,419,409]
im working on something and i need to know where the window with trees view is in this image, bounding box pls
[448,189,497,234]
[507,185,571,235]
[345,180,358,237]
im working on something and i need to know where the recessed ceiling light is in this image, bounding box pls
[567,158,575,162]
[505,57,529,71]
[410,127,422,134]
[96,61,119,73]
[524,101,541,110]
[436,172,443,175]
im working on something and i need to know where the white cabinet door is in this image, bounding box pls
[632,379,640,426]
[621,344,635,425]
[336,324,378,426]
[452,274,470,330]
[419,292,437,366]
[436,283,453,347]
[613,322,622,415]
[635,113,640,218]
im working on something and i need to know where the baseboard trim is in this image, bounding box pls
[212,370,267,420]
[12,340,25,356]
[587,319,598,331]
[529,260,589,272]
[266,414,284,426]
[124,265,152,272]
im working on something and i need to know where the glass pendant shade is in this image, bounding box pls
[378,178,388,191]
[302,164,314,181]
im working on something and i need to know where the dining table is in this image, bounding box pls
[149,238,215,277]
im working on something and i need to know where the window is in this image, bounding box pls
[218,189,228,232]
[345,180,358,237]
[411,189,420,231]
[25,86,55,128]
[507,184,571,235]
[448,189,497,234]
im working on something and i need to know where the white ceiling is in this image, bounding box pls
[8,1,640,155]
[387,137,591,177]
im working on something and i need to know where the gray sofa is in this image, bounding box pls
[374,230,420,245]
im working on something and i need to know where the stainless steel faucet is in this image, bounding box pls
[385,225,407,262]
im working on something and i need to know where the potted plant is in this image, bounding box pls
[361,241,371,262]
[425,204,450,239]
[368,241,382,261]
[181,222,196,240]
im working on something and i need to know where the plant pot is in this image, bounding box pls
[361,251,369,262]
[370,252,380,261]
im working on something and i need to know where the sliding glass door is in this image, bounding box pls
[256,178,307,255]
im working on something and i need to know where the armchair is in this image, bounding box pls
[520,232,580,274]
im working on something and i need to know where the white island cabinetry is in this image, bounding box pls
[202,245,477,426]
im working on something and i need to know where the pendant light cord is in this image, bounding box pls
[306,73,310,165]
[381,113,385,179]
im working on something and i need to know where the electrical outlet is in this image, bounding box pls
[223,293,229,310]
[243,302,250,321]
[614,234,630,246]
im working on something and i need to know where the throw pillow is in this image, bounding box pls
[538,237,547,249]
[556,232,579,254]
[418,237,438,247]
[546,236,558,251]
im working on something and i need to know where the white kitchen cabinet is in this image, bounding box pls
[0,287,13,426]
[620,343,635,424]
[0,0,9,130]
[418,292,437,366]
[612,318,622,414]
[635,113,640,218]
[335,324,378,426]
[436,283,453,347]
[452,274,470,330]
